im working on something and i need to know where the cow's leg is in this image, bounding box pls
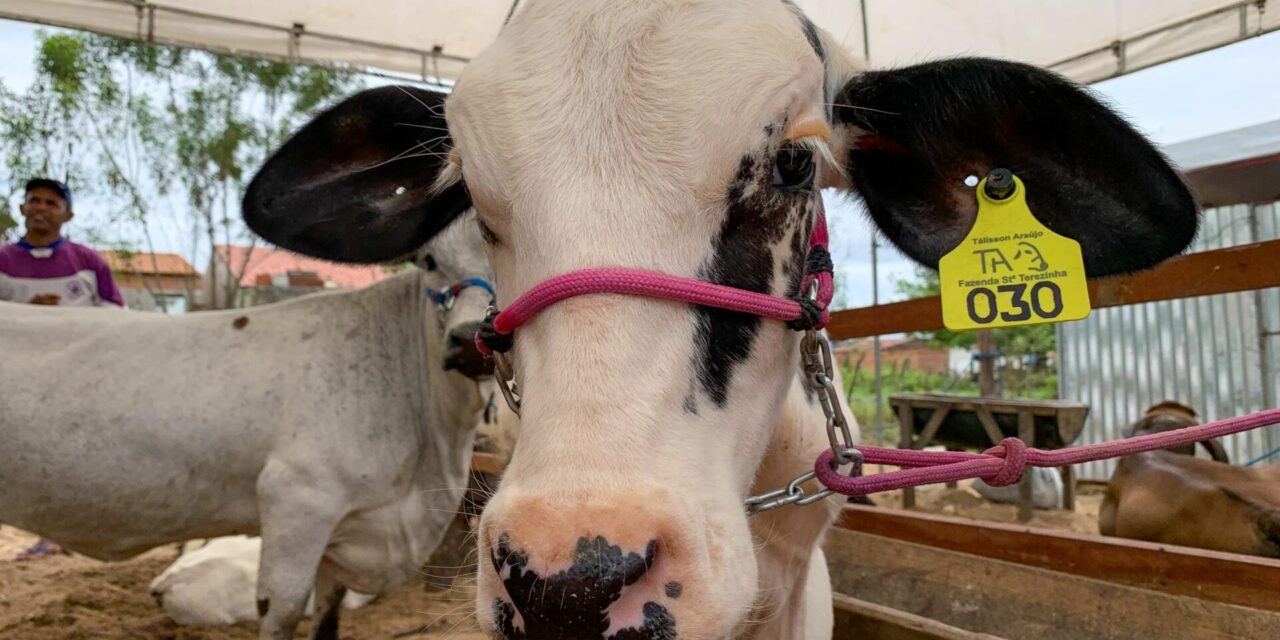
[308,564,347,640]
[255,460,346,640]
[743,372,847,639]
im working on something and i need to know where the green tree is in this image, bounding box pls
[4,31,360,307]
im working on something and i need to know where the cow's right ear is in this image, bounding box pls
[243,85,469,264]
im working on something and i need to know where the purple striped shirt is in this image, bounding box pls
[0,239,125,307]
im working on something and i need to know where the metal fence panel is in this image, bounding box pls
[1058,203,1280,481]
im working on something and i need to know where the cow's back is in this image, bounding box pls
[0,272,434,559]
[1105,452,1280,556]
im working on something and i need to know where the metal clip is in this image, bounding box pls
[493,350,522,416]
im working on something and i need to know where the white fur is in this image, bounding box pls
[151,536,375,626]
[447,1,865,637]
[0,219,493,640]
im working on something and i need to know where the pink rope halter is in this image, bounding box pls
[472,198,1280,500]
[475,204,835,356]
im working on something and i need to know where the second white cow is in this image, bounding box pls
[0,217,493,640]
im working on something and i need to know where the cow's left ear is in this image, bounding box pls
[243,85,470,264]
[830,58,1198,277]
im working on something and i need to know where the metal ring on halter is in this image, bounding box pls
[493,351,522,416]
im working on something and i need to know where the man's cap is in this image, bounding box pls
[25,178,73,209]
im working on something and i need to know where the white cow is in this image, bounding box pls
[0,217,494,640]
[150,536,376,626]
[241,1,1199,637]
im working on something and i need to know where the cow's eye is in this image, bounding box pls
[773,145,814,190]
[422,254,438,271]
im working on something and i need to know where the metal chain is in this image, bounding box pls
[746,329,862,514]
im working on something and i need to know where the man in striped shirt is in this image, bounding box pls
[0,178,124,308]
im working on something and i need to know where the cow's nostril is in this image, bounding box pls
[491,536,665,638]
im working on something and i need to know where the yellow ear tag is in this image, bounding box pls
[939,173,1091,331]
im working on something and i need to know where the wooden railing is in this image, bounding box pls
[836,504,1280,613]
[825,239,1280,339]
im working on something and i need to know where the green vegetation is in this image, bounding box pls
[1,31,361,305]
[844,267,1061,444]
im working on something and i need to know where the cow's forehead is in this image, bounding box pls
[446,0,827,225]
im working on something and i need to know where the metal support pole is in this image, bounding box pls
[1251,206,1276,413]
[872,232,884,456]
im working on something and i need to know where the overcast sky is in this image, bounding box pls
[3,18,1279,308]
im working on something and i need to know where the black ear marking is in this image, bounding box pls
[834,58,1198,277]
[243,85,471,264]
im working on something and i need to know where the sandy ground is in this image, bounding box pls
[0,481,1104,639]
[0,527,484,640]
[871,478,1106,535]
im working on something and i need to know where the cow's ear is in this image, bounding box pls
[243,85,469,264]
[830,58,1198,277]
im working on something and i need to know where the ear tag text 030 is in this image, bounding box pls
[939,173,1091,331]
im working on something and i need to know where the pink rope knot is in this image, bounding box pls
[981,437,1027,486]
[810,407,1280,500]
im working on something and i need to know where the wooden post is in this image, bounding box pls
[1061,464,1076,510]
[945,446,962,488]
[976,330,996,398]
[1017,410,1034,522]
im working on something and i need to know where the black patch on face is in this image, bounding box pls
[782,0,829,107]
[491,535,671,639]
[682,394,698,415]
[612,602,677,640]
[257,598,269,618]
[693,154,812,407]
[663,582,683,599]
[792,9,825,63]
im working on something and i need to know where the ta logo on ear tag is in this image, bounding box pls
[939,170,1091,331]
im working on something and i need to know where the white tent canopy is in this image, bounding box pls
[1,0,1277,84]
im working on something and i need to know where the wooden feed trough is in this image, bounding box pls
[829,505,1280,640]
[890,393,1090,521]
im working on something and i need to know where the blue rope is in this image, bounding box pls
[1244,443,1280,467]
[426,278,496,305]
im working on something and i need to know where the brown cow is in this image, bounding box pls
[1099,401,1280,558]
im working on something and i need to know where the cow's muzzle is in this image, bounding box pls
[444,321,494,379]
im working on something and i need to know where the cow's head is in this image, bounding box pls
[416,213,497,379]
[1130,401,1230,463]
[244,1,1197,636]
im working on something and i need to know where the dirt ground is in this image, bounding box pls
[871,478,1107,535]
[0,481,1104,639]
[0,527,483,640]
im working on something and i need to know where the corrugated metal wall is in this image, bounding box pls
[1058,202,1280,481]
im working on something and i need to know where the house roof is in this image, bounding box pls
[101,251,199,277]
[214,245,397,289]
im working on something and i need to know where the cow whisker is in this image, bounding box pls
[821,101,901,115]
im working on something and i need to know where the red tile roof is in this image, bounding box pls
[215,245,397,289]
[101,251,199,276]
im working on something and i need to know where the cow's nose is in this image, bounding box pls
[442,321,493,379]
[491,534,674,639]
